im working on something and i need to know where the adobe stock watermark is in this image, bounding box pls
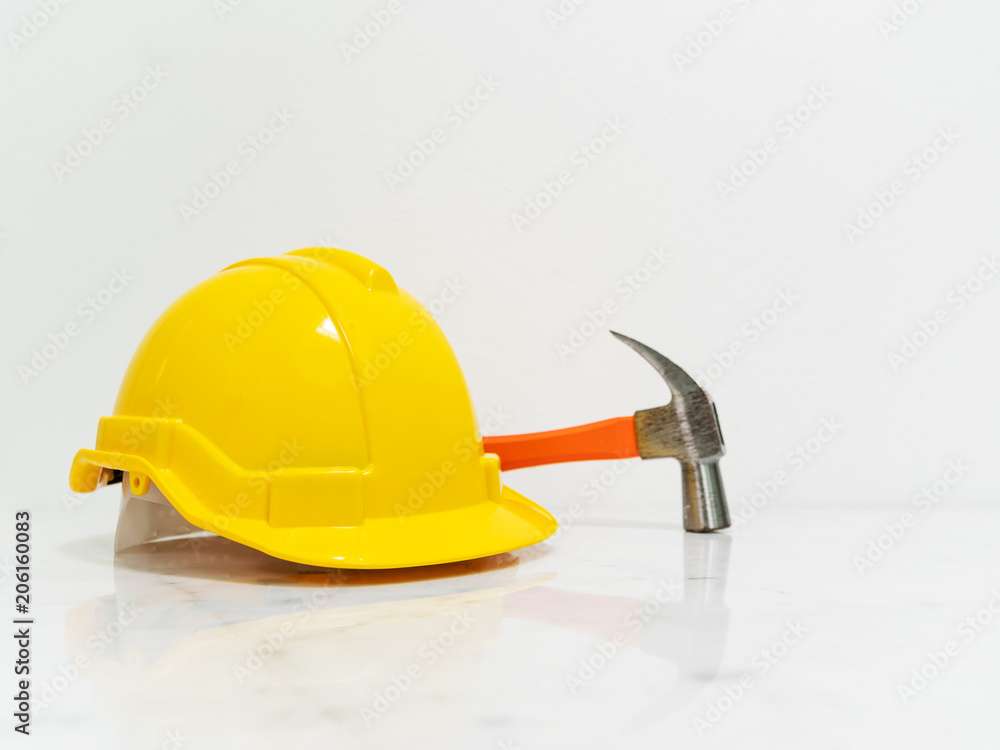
[877,0,933,40]
[350,312,436,391]
[51,65,169,183]
[692,288,797,388]
[843,127,958,245]
[233,588,333,684]
[213,0,248,21]
[178,107,295,222]
[238,624,308,688]
[526,456,635,552]
[206,439,306,533]
[304,240,467,320]
[853,460,969,574]
[33,601,141,712]
[897,588,1000,704]
[158,727,189,750]
[223,248,465,354]
[340,274,467,391]
[886,255,998,371]
[360,610,479,725]
[384,76,500,191]
[550,457,633,539]
[510,116,626,233]
[223,270,304,353]
[341,0,405,64]
[731,417,843,527]
[423,277,466,319]
[545,0,589,30]
[555,245,669,360]
[716,85,832,201]
[18,268,135,385]
[222,271,468,368]
[7,0,72,53]
[692,620,808,736]
[395,406,511,520]
[672,0,754,72]
[565,580,680,694]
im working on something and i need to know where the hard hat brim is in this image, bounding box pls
[71,449,557,569]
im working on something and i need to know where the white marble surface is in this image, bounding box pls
[17,491,1000,749]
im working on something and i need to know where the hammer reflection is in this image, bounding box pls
[502,531,732,727]
[629,532,732,726]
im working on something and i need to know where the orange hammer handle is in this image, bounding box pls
[482,416,639,471]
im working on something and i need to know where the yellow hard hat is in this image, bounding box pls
[69,248,556,568]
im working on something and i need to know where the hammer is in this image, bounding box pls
[482,332,730,532]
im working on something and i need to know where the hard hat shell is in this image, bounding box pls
[69,248,557,568]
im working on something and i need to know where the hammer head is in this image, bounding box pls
[611,332,730,533]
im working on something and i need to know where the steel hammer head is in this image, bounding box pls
[611,332,730,533]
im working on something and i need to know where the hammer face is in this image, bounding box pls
[681,460,730,532]
[636,399,730,532]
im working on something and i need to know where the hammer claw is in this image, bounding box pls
[610,330,706,402]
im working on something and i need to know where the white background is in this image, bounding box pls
[3,0,999,512]
[2,1,999,747]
